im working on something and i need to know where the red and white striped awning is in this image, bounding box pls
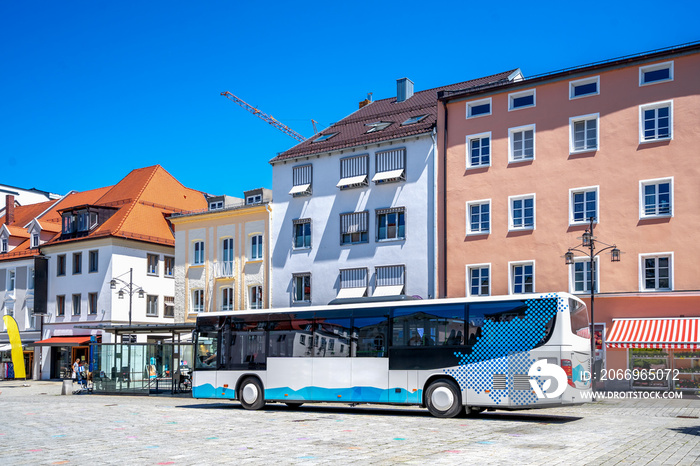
[606,318,700,350]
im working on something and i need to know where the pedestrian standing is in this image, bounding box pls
[72,359,80,381]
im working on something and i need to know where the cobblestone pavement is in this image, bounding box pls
[1,381,699,465]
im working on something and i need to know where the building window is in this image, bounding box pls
[0,238,7,253]
[570,258,598,294]
[147,254,159,276]
[375,265,405,296]
[510,262,534,294]
[466,200,490,235]
[250,285,263,309]
[246,194,262,205]
[290,164,312,196]
[28,267,35,290]
[569,76,599,99]
[88,292,98,315]
[340,211,369,245]
[376,208,405,241]
[56,295,65,316]
[467,265,490,297]
[72,252,82,275]
[570,187,598,225]
[509,194,535,230]
[164,296,175,318]
[365,121,392,133]
[293,274,311,304]
[570,114,598,153]
[62,213,76,235]
[641,254,672,291]
[338,268,369,298]
[640,61,673,86]
[640,178,672,218]
[192,289,204,313]
[467,97,492,118]
[193,241,205,265]
[338,154,369,189]
[509,89,536,110]
[221,287,234,311]
[8,270,15,292]
[57,254,66,276]
[640,101,672,142]
[88,250,99,273]
[31,233,39,248]
[209,200,224,210]
[466,133,490,168]
[72,294,81,316]
[401,114,428,125]
[373,148,406,184]
[251,235,263,260]
[146,295,158,316]
[164,256,174,277]
[313,132,338,143]
[293,219,311,249]
[509,125,535,162]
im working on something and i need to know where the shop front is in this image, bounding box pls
[607,317,700,393]
[33,336,96,379]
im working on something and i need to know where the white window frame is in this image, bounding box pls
[569,76,600,100]
[246,194,262,205]
[569,113,599,154]
[292,273,311,304]
[146,295,159,317]
[569,186,599,226]
[466,263,491,297]
[639,100,673,143]
[466,97,492,119]
[376,208,406,242]
[639,177,673,219]
[466,199,491,235]
[250,234,263,261]
[249,285,263,310]
[31,233,40,248]
[568,257,599,294]
[639,61,674,86]
[56,295,65,317]
[193,241,205,265]
[209,201,224,210]
[88,250,99,273]
[509,260,535,295]
[508,194,536,231]
[72,293,81,316]
[164,296,175,318]
[164,256,175,278]
[639,253,673,291]
[465,132,491,169]
[147,254,159,276]
[0,237,7,253]
[191,289,204,313]
[88,292,98,315]
[221,287,234,311]
[508,124,535,163]
[7,269,16,293]
[508,89,536,111]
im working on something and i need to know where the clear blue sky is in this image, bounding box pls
[2,1,698,199]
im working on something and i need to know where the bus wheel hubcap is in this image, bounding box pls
[243,384,258,404]
[432,387,454,411]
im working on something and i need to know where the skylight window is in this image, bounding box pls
[365,121,392,133]
[313,132,338,142]
[401,114,428,126]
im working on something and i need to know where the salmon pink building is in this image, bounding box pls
[437,42,700,391]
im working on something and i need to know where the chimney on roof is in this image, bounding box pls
[5,195,14,225]
[359,92,373,109]
[396,78,414,103]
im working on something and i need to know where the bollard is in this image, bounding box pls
[61,379,73,395]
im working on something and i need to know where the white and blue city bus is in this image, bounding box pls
[192,292,591,418]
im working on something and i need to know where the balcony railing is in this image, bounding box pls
[214,260,236,279]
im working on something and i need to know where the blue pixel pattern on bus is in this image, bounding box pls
[445,293,565,405]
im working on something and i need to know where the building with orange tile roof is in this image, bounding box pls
[0,165,207,380]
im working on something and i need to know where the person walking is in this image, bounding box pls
[72,359,80,381]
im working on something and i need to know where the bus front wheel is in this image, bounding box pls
[425,379,462,418]
[239,377,266,410]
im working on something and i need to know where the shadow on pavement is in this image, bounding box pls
[668,426,700,437]
[176,402,581,423]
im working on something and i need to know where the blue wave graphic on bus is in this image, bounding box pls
[193,383,236,399]
[265,386,423,404]
[445,293,564,406]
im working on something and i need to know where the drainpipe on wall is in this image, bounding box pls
[266,203,272,309]
[440,100,449,298]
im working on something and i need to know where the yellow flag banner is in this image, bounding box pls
[3,315,26,379]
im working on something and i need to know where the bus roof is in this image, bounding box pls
[196,292,583,320]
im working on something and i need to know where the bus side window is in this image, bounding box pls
[314,317,351,357]
[467,301,528,346]
[353,312,389,357]
[392,304,465,347]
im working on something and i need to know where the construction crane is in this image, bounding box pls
[221,91,306,142]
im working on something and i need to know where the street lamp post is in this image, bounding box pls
[564,216,621,390]
[110,268,145,329]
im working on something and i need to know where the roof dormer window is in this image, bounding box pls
[31,233,40,248]
[401,114,428,126]
[313,132,338,143]
[365,121,392,133]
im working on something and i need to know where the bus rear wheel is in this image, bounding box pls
[425,379,462,418]
[239,377,266,410]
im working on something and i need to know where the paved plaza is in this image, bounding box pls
[0,381,699,465]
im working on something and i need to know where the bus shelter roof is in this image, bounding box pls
[74,323,195,335]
